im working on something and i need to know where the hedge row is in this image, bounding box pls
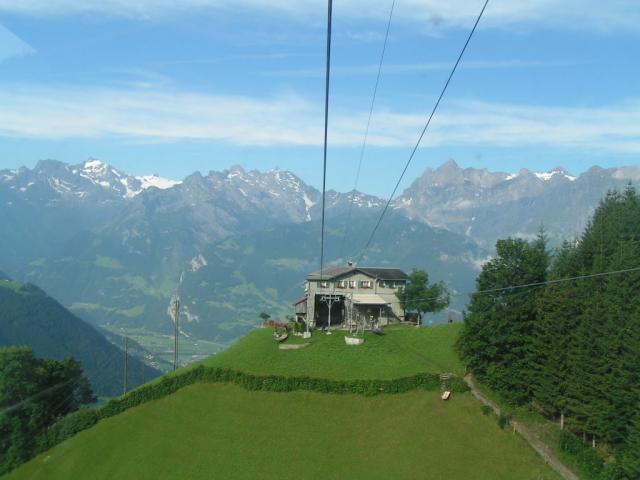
[100,366,468,418]
[37,366,468,459]
[37,408,100,453]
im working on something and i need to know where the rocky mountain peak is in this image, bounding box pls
[35,159,70,174]
[435,158,461,173]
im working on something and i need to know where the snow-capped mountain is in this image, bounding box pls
[1,158,180,202]
[393,159,640,246]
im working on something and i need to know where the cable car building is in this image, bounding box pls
[293,266,408,329]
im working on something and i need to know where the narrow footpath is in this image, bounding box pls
[463,375,579,480]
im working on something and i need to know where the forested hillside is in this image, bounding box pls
[457,186,640,478]
[0,279,160,396]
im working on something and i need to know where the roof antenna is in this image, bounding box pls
[348,261,354,267]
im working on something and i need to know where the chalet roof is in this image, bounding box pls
[358,268,408,281]
[306,266,408,281]
[352,294,390,305]
[292,295,308,306]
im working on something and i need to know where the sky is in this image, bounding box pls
[0,0,638,195]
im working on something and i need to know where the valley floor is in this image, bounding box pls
[6,383,560,480]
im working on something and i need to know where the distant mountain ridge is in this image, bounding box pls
[2,158,638,254]
[394,159,640,246]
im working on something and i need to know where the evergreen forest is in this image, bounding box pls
[457,186,640,478]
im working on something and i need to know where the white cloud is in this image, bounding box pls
[261,59,581,78]
[0,0,638,32]
[0,84,638,154]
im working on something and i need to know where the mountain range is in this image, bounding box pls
[1,158,638,362]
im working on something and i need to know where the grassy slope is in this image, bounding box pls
[201,324,464,379]
[7,384,560,480]
[5,324,561,480]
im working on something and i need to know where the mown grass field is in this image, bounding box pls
[200,323,465,379]
[6,384,560,480]
[4,323,561,480]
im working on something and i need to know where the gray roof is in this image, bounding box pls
[307,266,408,281]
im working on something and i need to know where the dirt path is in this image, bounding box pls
[464,375,579,480]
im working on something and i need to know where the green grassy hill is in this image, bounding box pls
[202,324,465,379]
[4,324,561,480]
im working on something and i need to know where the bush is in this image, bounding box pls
[497,413,511,429]
[558,431,604,477]
[481,405,492,416]
[37,408,100,452]
[598,462,627,480]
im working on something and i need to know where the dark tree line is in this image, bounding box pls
[457,186,640,478]
[0,346,94,474]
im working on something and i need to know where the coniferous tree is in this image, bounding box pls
[457,234,548,403]
[532,242,581,421]
[622,404,640,478]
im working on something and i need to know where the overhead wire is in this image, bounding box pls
[0,374,83,418]
[394,265,640,305]
[339,0,396,261]
[355,0,490,265]
[319,0,333,281]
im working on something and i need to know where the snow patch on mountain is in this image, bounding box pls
[190,254,208,272]
[135,175,181,191]
[302,192,315,221]
[503,169,576,182]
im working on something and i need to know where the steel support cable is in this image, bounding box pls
[339,0,397,261]
[355,0,490,265]
[394,265,640,304]
[319,0,333,281]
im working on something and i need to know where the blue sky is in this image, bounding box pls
[0,0,638,195]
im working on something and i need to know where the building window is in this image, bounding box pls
[319,281,329,288]
[360,280,372,289]
[304,282,309,292]
[349,280,356,289]
[336,280,347,289]
[379,281,386,288]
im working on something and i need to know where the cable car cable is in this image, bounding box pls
[319,0,333,281]
[355,0,489,265]
[339,0,396,261]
